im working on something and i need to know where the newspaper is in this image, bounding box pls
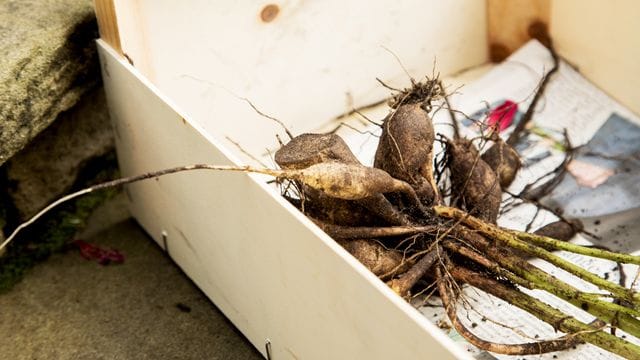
[331,40,640,359]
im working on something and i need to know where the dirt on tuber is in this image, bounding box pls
[481,136,522,189]
[446,137,502,224]
[339,239,413,278]
[374,103,440,205]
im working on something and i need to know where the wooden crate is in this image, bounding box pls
[94,1,639,359]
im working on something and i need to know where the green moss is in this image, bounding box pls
[0,151,119,293]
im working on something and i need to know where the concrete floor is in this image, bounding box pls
[0,194,263,360]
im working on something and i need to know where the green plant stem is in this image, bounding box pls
[435,205,640,305]
[511,229,640,265]
[450,226,640,338]
[443,239,537,289]
[452,266,640,360]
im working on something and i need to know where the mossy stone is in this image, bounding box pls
[0,0,99,165]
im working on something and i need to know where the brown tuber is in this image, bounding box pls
[481,136,522,188]
[276,133,412,226]
[300,191,379,227]
[275,133,360,169]
[534,220,578,242]
[292,162,421,202]
[340,239,413,278]
[388,248,439,297]
[374,103,440,205]
[446,138,502,224]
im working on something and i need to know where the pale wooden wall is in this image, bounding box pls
[487,0,639,115]
[551,0,640,115]
[487,0,550,62]
[94,1,640,123]
[94,0,121,54]
[94,0,488,157]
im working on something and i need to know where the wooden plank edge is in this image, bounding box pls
[486,0,550,62]
[94,0,122,54]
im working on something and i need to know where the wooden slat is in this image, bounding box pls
[106,0,489,158]
[94,0,122,53]
[487,0,550,62]
[551,0,640,116]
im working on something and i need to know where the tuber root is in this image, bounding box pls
[533,220,578,242]
[374,103,440,206]
[275,132,360,169]
[446,138,502,223]
[276,133,412,225]
[340,239,413,278]
[286,162,426,216]
[481,136,522,188]
[388,247,439,297]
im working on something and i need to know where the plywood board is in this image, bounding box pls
[98,40,471,360]
[550,0,640,116]
[107,0,488,158]
[94,0,122,53]
[487,0,550,61]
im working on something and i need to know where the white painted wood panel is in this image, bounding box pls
[551,0,640,116]
[110,0,488,157]
[98,40,471,360]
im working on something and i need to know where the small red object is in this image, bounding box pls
[487,100,517,132]
[73,240,124,265]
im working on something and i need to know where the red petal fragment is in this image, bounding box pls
[73,240,125,265]
[487,100,518,132]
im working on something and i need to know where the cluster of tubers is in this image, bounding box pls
[271,77,640,358]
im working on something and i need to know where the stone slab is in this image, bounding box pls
[0,0,100,165]
[6,86,114,219]
[0,193,263,359]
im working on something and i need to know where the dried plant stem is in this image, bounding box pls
[333,98,387,121]
[1,164,257,251]
[1,187,93,251]
[440,80,460,140]
[388,247,439,296]
[4,161,432,252]
[452,266,640,360]
[506,42,559,146]
[435,205,640,305]
[436,265,583,355]
[241,97,293,140]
